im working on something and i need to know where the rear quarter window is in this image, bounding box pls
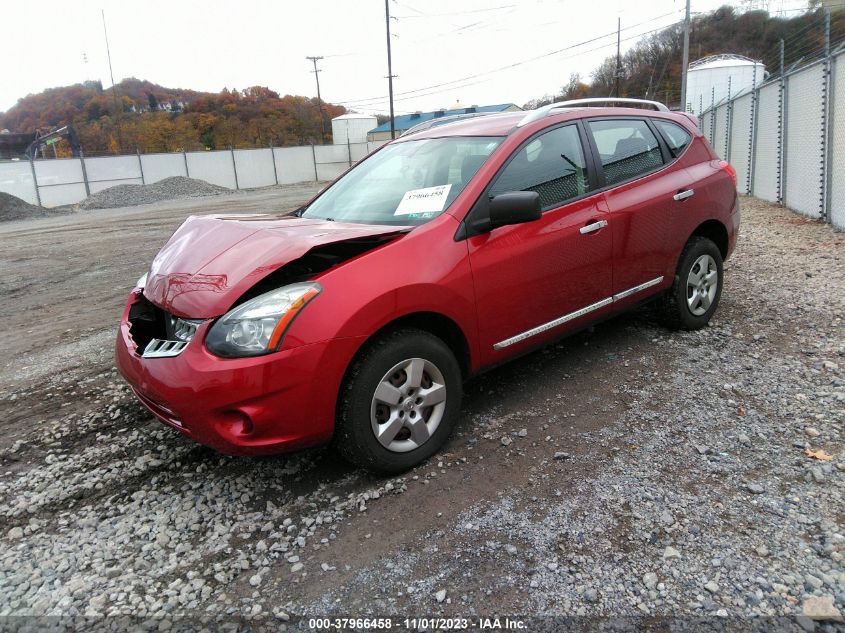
[654,120,692,157]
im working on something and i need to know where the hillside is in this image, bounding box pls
[0,79,346,155]
[525,5,845,109]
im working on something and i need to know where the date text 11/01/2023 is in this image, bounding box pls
[308,617,527,630]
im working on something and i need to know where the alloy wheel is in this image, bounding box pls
[370,358,447,453]
[686,253,718,316]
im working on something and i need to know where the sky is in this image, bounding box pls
[1,0,813,116]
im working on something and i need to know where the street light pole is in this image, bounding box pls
[306,56,326,144]
[680,0,691,111]
[385,0,396,140]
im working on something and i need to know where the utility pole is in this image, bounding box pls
[615,17,621,98]
[385,0,396,140]
[680,0,692,111]
[306,56,326,144]
[102,9,123,153]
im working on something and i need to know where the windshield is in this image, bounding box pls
[302,136,503,225]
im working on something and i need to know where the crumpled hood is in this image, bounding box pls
[144,214,408,317]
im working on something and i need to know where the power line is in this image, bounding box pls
[347,19,685,111]
[337,8,683,108]
[392,4,517,19]
[349,23,678,109]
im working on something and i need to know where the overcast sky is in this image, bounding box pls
[2,0,810,116]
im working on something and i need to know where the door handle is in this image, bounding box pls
[673,189,695,201]
[580,219,608,234]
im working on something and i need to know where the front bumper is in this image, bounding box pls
[115,291,364,456]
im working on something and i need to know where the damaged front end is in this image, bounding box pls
[127,214,408,359]
[142,214,410,319]
[126,295,205,358]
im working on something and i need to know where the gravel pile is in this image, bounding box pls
[0,192,47,222]
[0,197,842,628]
[77,176,228,210]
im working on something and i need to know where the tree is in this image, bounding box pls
[523,4,845,110]
[0,78,347,153]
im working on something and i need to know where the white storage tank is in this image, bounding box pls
[686,54,766,114]
[331,114,378,145]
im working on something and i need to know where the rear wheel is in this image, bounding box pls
[659,236,723,330]
[334,328,462,474]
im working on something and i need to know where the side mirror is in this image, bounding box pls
[488,191,541,229]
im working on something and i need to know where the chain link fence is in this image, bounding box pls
[701,40,845,229]
[832,48,845,229]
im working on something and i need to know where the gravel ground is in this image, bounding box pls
[77,177,230,210]
[0,195,842,631]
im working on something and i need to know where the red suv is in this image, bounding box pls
[116,98,739,473]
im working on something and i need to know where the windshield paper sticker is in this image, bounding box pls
[394,184,452,215]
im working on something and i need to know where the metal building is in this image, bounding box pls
[366,103,522,142]
[331,114,378,145]
[686,54,766,114]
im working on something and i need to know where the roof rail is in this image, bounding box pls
[399,112,498,138]
[517,98,669,127]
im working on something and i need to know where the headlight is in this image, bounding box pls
[136,273,148,289]
[205,283,321,358]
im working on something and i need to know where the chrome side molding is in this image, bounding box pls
[612,276,665,302]
[493,298,613,350]
[493,276,664,350]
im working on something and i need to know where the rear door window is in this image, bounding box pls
[588,119,664,186]
[654,120,692,157]
[489,124,591,210]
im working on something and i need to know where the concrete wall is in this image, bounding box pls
[0,141,387,208]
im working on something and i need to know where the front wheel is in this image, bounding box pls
[659,236,724,330]
[334,328,462,474]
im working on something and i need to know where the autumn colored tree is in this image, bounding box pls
[0,78,346,155]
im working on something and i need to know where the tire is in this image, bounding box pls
[658,236,724,330]
[334,328,463,474]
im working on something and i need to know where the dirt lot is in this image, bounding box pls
[0,190,843,631]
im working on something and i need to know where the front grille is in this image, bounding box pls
[167,314,202,341]
[143,339,189,358]
[128,293,203,357]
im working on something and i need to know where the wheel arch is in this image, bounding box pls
[688,219,728,259]
[339,311,473,389]
[365,311,473,380]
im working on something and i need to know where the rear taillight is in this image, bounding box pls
[719,160,737,187]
